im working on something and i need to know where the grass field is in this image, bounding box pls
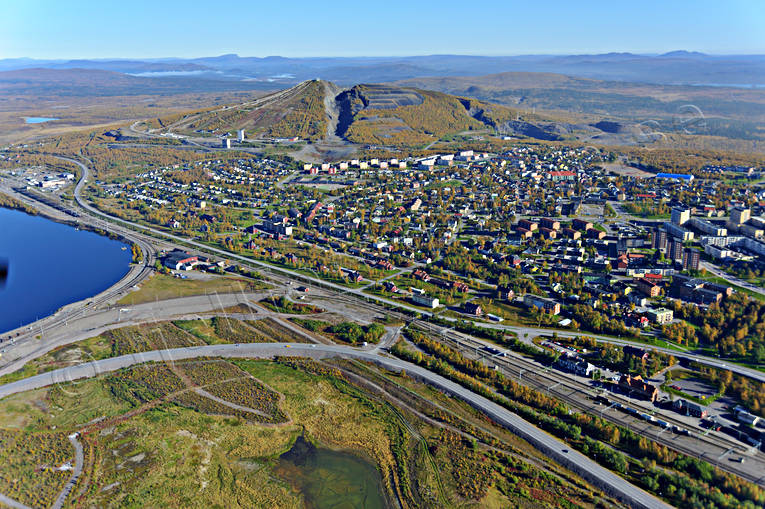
[117,274,267,305]
[0,429,74,508]
[0,360,408,508]
[0,305,613,509]
[0,355,611,508]
[472,298,546,327]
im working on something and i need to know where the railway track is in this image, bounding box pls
[420,322,746,450]
[412,321,765,486]
[307,293,765,484]
[0,184,156,352]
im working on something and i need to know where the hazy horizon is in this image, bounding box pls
[4,50,765,62]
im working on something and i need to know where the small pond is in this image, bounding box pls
[273,435,389,509]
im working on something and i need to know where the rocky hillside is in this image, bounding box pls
[150,80,523,147]
[150,80,629,148]
[335,84,516,146]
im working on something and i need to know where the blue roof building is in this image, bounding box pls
[655,173,694,181]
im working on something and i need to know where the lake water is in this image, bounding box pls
[24,117,59,124]
[273,435,389,509]
[129,70,222,77]
[0,208,132,333]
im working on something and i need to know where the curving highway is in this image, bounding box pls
[0,342,671,509]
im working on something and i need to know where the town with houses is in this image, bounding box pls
[3,140,765,474]
[105,143,765,449]
[4,6,765,508]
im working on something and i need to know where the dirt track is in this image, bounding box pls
[291,81,357,163]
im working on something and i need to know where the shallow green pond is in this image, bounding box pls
[273,435,389,509]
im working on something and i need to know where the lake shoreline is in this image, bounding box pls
[0,205,133,334]
[0,190,136,254]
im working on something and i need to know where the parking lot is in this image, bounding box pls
[669,376,718,401]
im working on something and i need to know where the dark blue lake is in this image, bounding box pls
[0,207,131,333]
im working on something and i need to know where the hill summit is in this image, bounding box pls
[165,79,329,141]
[154,80,518,147]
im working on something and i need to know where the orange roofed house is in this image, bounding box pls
[618,374,658,402]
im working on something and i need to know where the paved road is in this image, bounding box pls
[0,343,670,509]
[0,493,31,509]
[51,433,84,509]
[701,260,765,297]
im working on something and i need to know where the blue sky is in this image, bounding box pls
[1,0,763,59]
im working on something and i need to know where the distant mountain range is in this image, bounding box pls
[0,68,277,96]
[1,53,762,153]
[392,71,765,120]
[1,52,764,86]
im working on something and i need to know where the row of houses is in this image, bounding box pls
[412,269,470,293]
